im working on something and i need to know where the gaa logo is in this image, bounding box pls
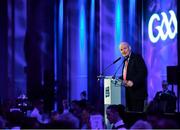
[148,10,177,43]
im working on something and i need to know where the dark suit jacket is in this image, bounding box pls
[121,52,148,100]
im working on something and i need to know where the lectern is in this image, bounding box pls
[104,76,125,104]
[103,76,125,128]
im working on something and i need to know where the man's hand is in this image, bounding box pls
[123,80,133,87]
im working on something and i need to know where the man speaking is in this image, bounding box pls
[119,42,148,112]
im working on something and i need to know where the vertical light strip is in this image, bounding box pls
[53,0,57,111]
[78,0,87,95]
[54,2,57,82]
[90,0,95,64]
[79,0,86,57]
[54,0,63,111]
[79,0,87,71]
[100,0,102,74]
[129,0,136,45]
[58,0,63,74]
[55,0,63,81]
[141,0,144,56]
[115,0,122,56]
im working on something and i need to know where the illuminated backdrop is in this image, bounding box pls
[143,0,178,102]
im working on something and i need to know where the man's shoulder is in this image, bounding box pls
[133,53,143,58]
[130,53,146,66]
[130,53,142,59]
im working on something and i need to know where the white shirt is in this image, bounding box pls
[113,119,126,130]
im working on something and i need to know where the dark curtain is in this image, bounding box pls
[25,0,54,111]
[0,0,8,103]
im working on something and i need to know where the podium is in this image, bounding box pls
[104,76,125,105]
[103,76,125,127]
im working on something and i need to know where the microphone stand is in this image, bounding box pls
[111,60,125,86]
[97,63,114,79]
[97,57,121,80]
[112,60,125,79]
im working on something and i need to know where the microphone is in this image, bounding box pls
[97,57,121,80]
[113,57,121,64]
[112,60,124,79]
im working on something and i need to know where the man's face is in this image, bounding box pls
[162,84,168,91]
[119,43,131,57]
[62,99,68,108]
[162,81,168,91]
[81,109,90,122]
[106,109,115,124]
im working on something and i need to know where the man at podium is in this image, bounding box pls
[119,42,148,112]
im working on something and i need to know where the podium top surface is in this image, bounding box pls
[104,76,114,79]
[97,75,114,79]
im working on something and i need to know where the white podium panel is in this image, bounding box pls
[104,77,125,105]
